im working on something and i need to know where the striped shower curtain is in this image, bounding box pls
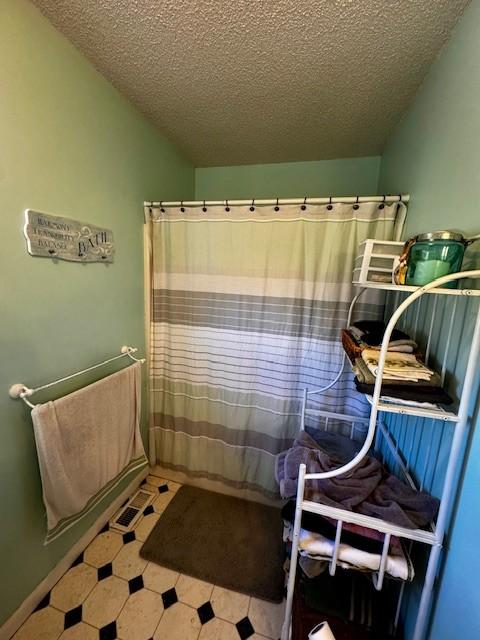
[146,201,405,498]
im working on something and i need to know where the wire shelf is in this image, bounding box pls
[352,280,480,296]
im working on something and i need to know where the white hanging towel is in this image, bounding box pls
[31,362,147,544]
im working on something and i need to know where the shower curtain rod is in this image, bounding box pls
[144,194,409,209]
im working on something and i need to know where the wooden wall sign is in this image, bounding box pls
[24,210,114,263]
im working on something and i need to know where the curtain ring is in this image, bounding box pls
[180,200,185,213]
[160,200,165,213]
[202,200,207,212]
[250,198,255,212]
[225,199,230,212]
[301,196,307,211]
[353,195,360,210]
[274,197,279,212]
[327,196,333,210]
[378,194,386,210]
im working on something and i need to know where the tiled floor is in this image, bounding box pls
[12,471,285,640]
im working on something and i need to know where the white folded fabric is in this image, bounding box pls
[285,525,413,581]
[380,395,438,409]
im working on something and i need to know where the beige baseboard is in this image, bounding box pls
[0,467,148,640]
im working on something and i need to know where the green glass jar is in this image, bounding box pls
[405,231,467,288]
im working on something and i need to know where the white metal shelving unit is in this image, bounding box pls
[282,270,480,640]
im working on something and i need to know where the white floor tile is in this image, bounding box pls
[166,479,181,492]
[134,513,160,542]
[83,531,123,568]
[210,585,249,624]
[82,575,129,628]
[176,574,214,608]
[145,475,168,487]
[198,617,239,640]
[148,466,165,477]
[153,602,201,640]
[14,477,285,640]
[116,588,164,640]
[50,563,97,611]
[152,492,174,514]
[248,597,285,639]
[140,482,159,493]
[58,622,98,640]
[12,606,64,640]
[148,469,181,492]
[143,562,179,594]
[112,540,148,580]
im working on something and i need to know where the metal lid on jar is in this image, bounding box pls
[415,230,466,243]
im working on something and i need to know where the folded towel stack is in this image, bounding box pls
[361,348,434,383]
[354,357,442,387]
[341,320,453,405]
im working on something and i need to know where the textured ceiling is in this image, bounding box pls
[33,0,469,167]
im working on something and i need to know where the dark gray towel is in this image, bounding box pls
[276,431,439,530]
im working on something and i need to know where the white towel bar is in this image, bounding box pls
[8,346,145,408]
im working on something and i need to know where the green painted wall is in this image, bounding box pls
[195,157,381,200]
[379,7,480,237]
[0,0,193,625]
[379,1,480,638]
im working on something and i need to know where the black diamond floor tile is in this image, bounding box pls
[236,616,255,640]
[71,552,84,568]
[128,575,144,594]
[158,484,169,493]
[98,563,113,581]
[99,620,117,640]
[99,522,110,534]
[34,592,50,612]
[143,504,154,516]
[122,531,136,544]
[64,605,82,629]
[197,601,215,625]
[161,587,178,609]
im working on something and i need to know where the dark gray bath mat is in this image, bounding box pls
[140,485,284,602]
